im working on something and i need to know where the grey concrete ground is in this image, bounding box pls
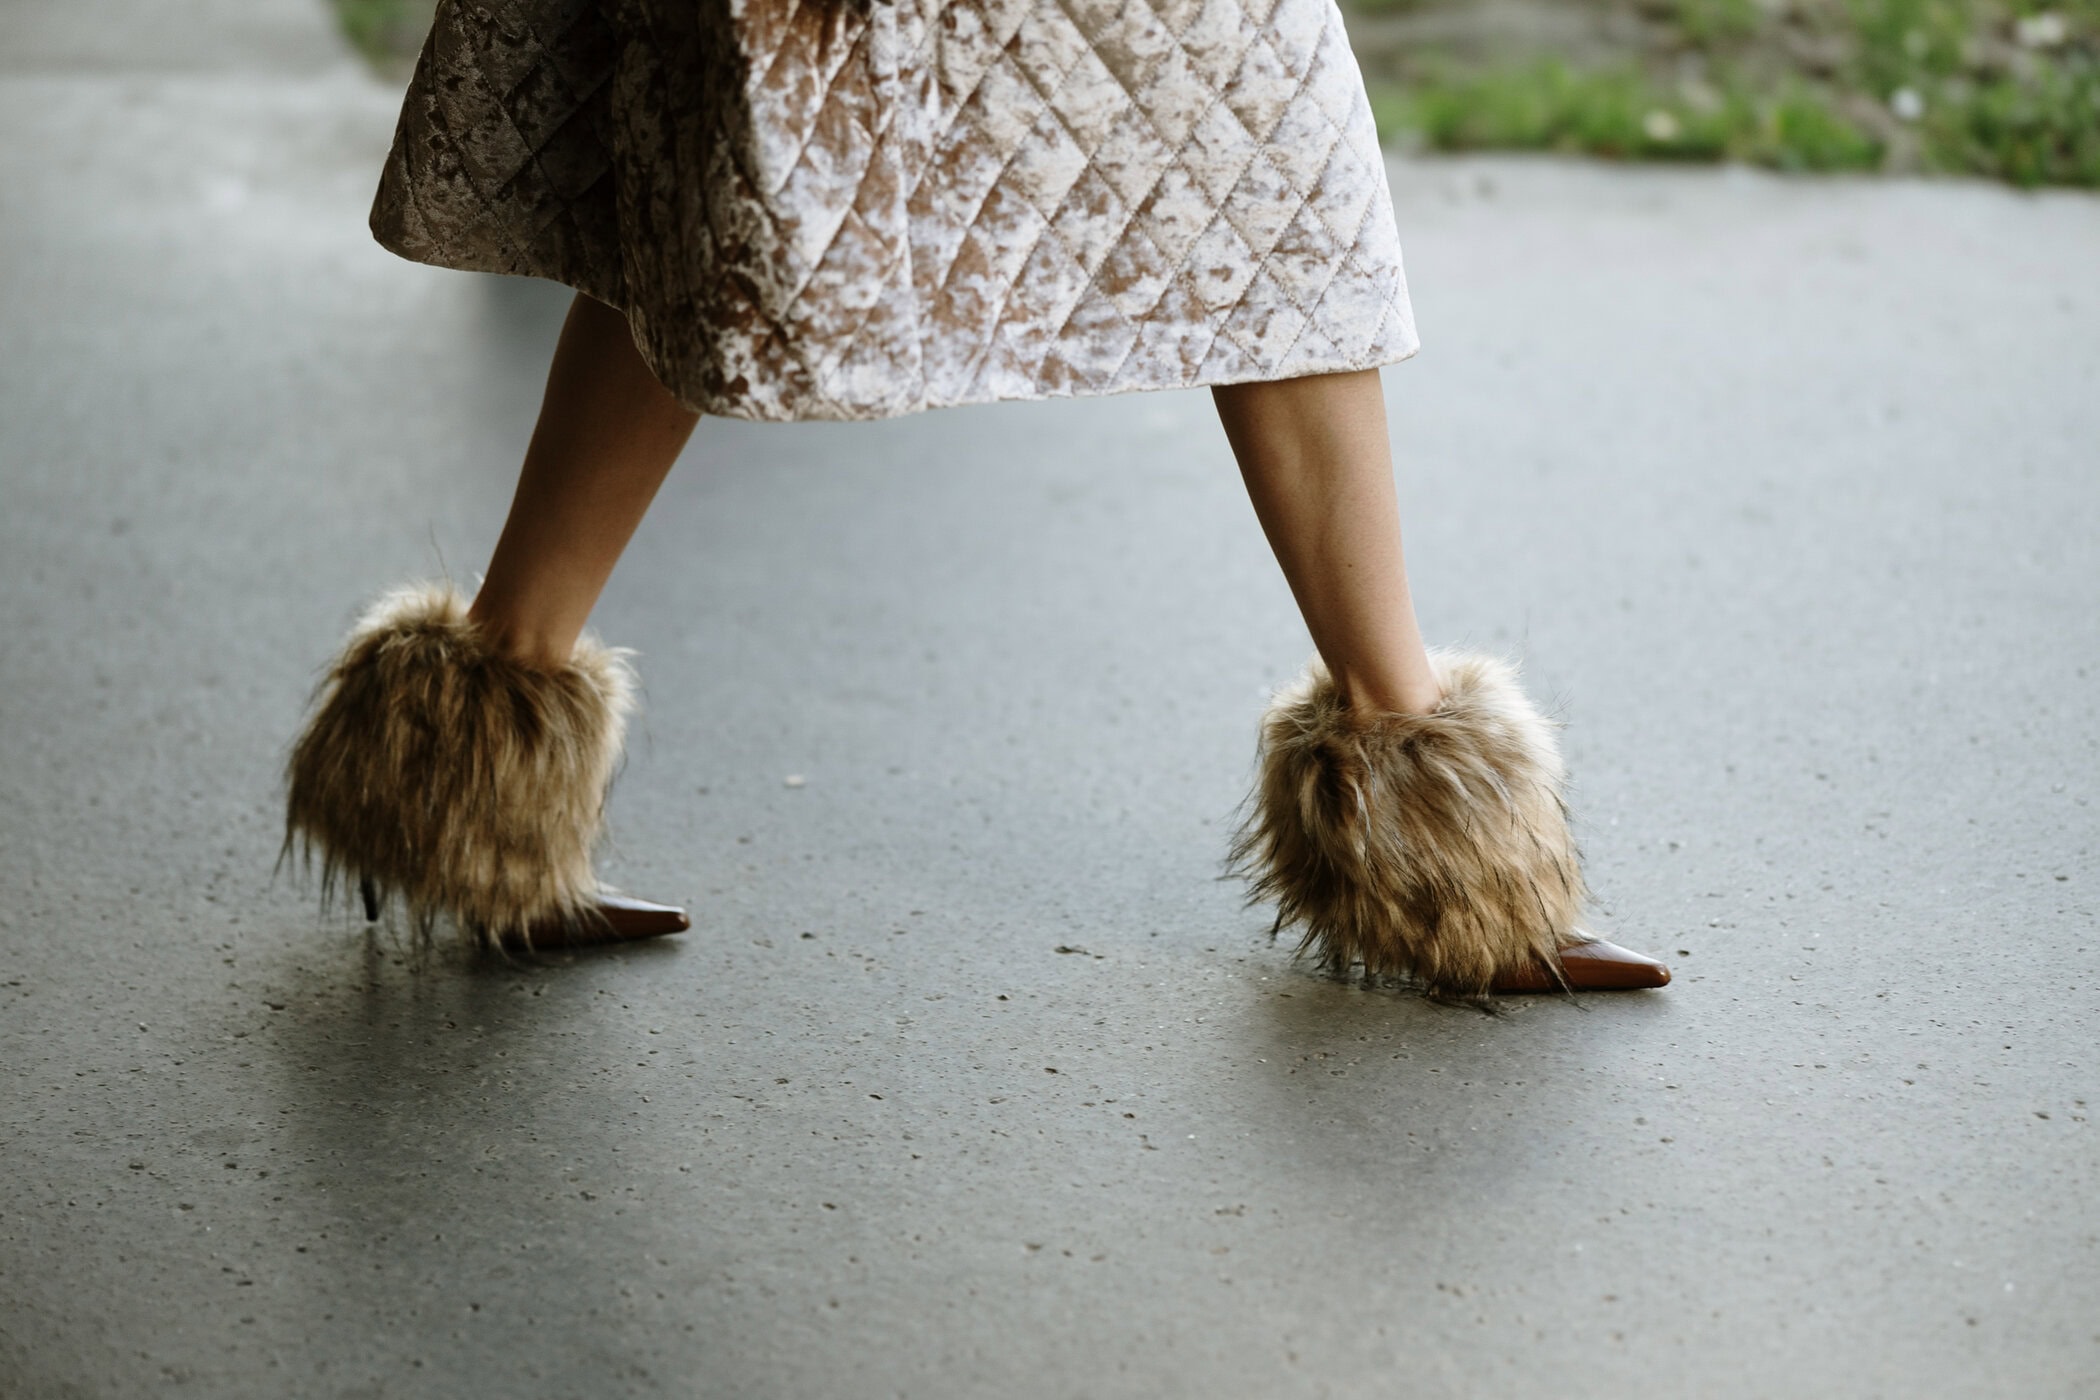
[3,2,2096,1396]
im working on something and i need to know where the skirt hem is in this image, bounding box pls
[374,232,1423,425]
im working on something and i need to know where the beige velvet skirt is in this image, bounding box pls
[371,0,1420,422]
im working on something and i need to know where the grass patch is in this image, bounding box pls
[1376,63,1884,170]
[1926,48,2100,182]
[1355,0,2100,187]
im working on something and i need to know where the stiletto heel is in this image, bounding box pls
[360,877,380,924]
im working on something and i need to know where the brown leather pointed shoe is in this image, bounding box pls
[1490,937,1671,994]
[504,894,692,950]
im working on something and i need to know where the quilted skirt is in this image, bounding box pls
[372,0,1421,422]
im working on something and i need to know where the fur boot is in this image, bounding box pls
[284,582,636,944]
[1230,651,1588,999]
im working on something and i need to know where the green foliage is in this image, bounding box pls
[1671,0,1762,46]
[1759,87,1889,169]
[1925,57,2100,183]
[1379,63,1883,172]
[1361,0,2100,187]
[1847,0,1972,94]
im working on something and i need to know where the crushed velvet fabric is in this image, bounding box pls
[372,0,1420,422]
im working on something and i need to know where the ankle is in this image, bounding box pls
[1333,669,1443,716]
[465,599,576,672]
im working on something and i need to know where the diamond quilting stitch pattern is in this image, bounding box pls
[371,0,1419,421]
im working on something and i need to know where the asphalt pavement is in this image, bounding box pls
[2,2,2096,1396]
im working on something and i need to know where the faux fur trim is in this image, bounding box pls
[284,582,635,944]
[1229,651,1589,999]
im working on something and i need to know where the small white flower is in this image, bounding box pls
[1643,108,1681,142]
[1890,86,1925,122]
[2015,11,2068,48]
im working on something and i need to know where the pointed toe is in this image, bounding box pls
[507,893,691,950]
[1558,937,1670,989]
[1491,937,1671,994]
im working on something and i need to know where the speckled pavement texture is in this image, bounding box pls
[1,2,2096,1397]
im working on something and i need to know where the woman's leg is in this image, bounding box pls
[1217,368,1667,995]
[1211,369,1441,714]
[286,292,700,947]
[468,293,700,668]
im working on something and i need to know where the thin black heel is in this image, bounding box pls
[360,877,380,923]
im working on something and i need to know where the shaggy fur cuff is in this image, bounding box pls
[284,583,635,943]
[1230,651,1589,999]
